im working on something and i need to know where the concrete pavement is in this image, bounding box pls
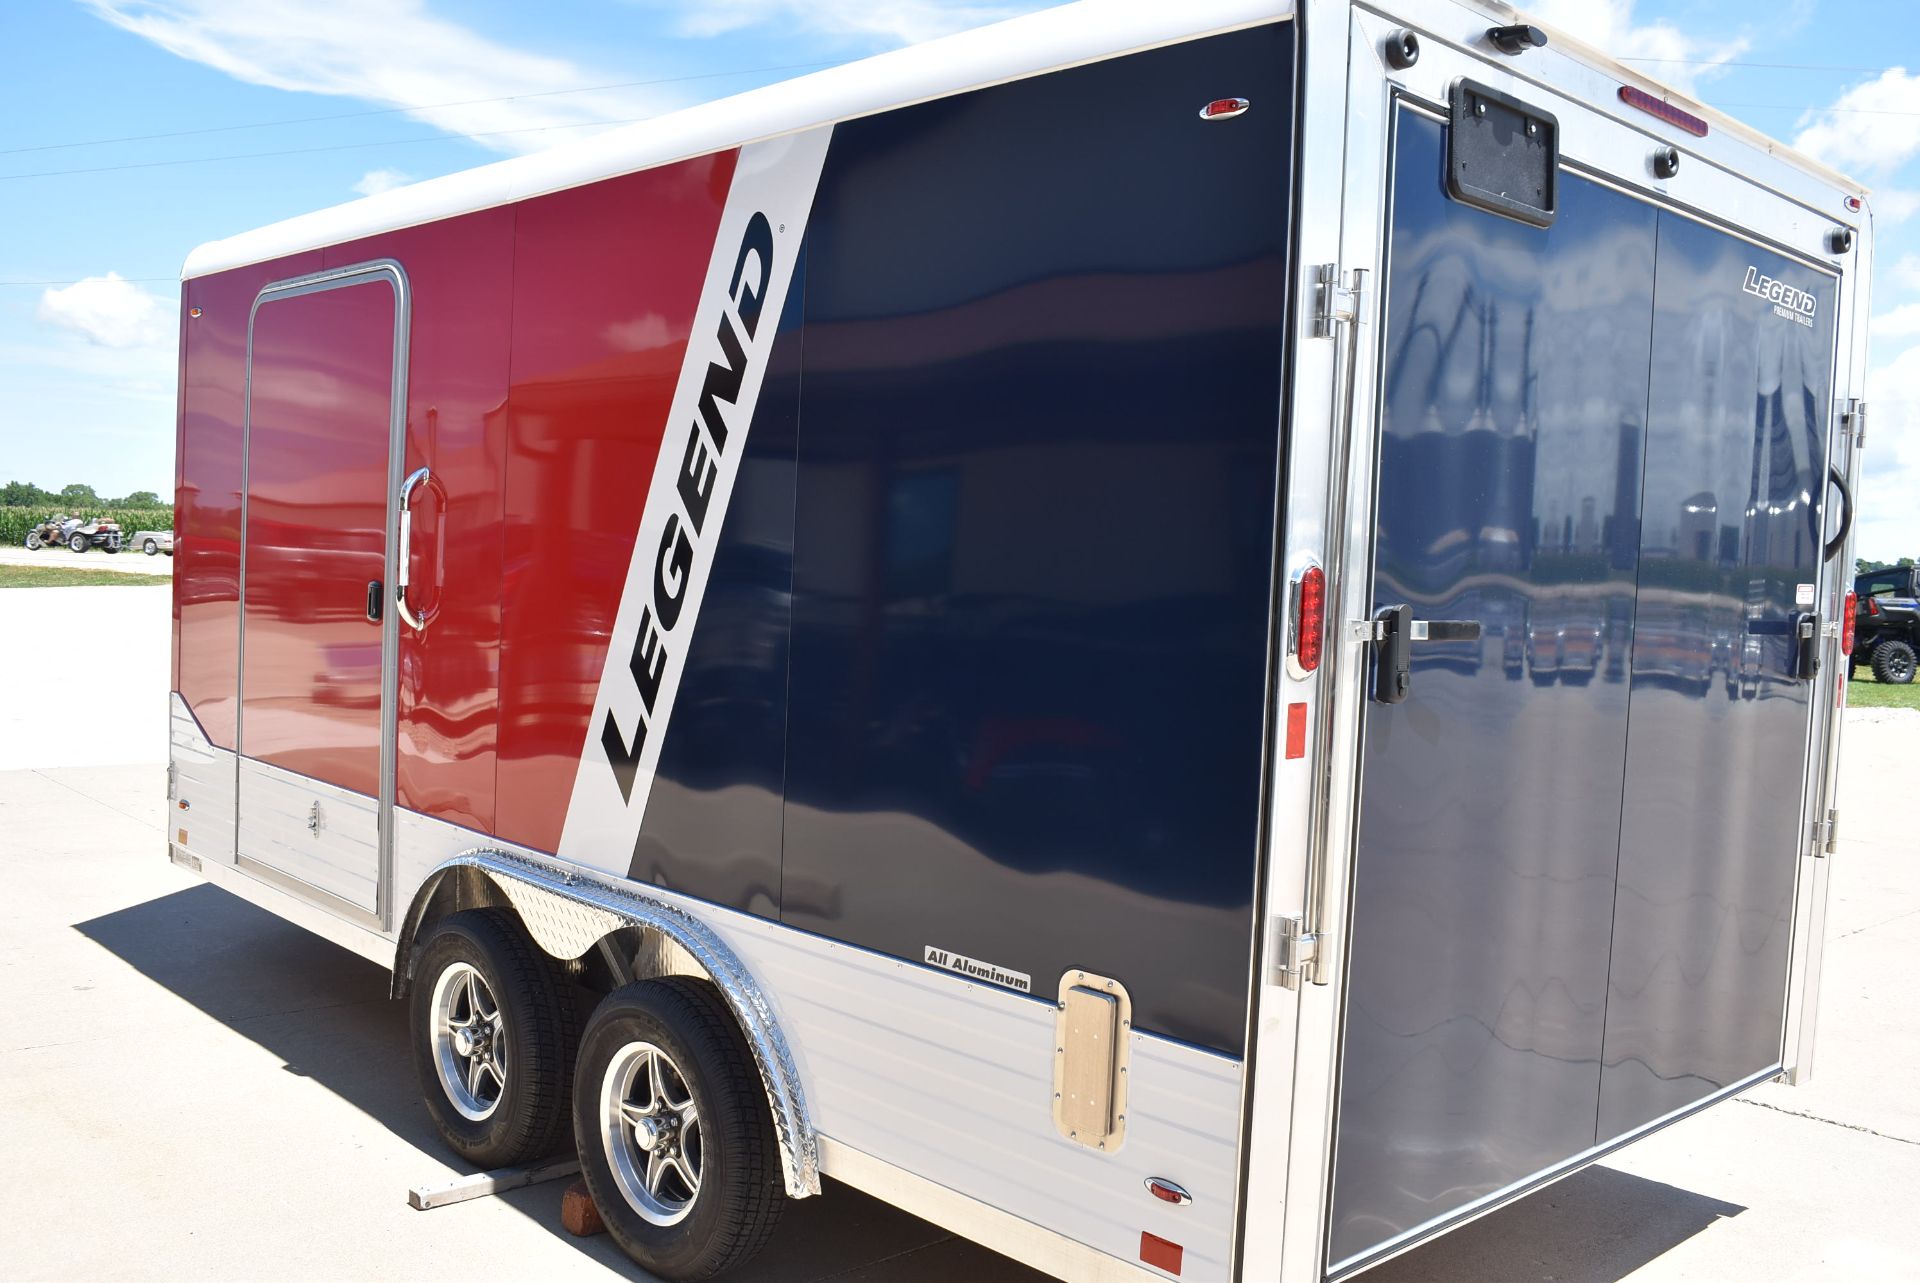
[0,544,172,575]
[0,585,171,770]
[0,583,1914,1280]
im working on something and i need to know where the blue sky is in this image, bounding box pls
[4,0,1918,557]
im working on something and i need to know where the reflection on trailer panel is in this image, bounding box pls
[172,18,1298,1282]
[165,2,1866,1280]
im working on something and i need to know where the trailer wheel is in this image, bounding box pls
[69,533,88,553]
[410,909,579,1167]
[1872,640,1916,685]
[575,977,783,1280]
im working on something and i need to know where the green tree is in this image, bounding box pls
[58,483,100,507]
[118,490,162,506]
[1,480,54,506]
[1858,557,1890,574]
[1902,558,1917,569]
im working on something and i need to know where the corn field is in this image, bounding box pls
[1,505,174,548]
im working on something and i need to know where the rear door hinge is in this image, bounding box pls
[1312,263,1360,339]
[1844,398,1866,449]
[1812,808,1839,857]
[1274,913,1320,988]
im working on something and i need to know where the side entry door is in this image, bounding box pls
[1320,19,1848,1279]
[236,263,411,927]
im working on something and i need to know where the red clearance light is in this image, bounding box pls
[1845,195,1864,213]
[1843,591,1858,655]
[1294,564,1326,674]
[1198,97,1250,121]
[1618,85,1709,138]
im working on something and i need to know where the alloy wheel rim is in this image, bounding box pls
[431,961,507,1121]
[601,1040,703,1226]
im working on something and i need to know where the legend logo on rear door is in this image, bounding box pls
[1741,264,1817,328]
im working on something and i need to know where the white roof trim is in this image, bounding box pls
[181,0,1292,280]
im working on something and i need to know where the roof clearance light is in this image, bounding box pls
[1618,86,1709,138]
[1199,97,1250,121]
[1845,195,1864,213]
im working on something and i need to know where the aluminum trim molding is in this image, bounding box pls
[404,848,820,1199]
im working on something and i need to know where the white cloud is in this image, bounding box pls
[1857,343,1920,561]
[667,0,1034,45]
[1890,255,1920,293]
[1874,302,1920,339]
[37,274,171,350]
[1793,68,1920,176]
[1523,0,1749,96]
[352,168,414,197]
[1874,189,1920,224]
[80,0,679,155]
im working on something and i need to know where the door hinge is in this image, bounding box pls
[166,759,177,802]
[1312,263,1360,339]
[1811,808,1838,857]
[1274,913,1320,988]
[1844,398,1866,449]
[308,800,325,836]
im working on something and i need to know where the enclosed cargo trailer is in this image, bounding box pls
[167,1,1869,1278]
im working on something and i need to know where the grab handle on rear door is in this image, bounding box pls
[396,465,431,631]
[1824,464,1853,563]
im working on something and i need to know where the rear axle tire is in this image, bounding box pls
[68,533,87,553]
[575,977,784,1281]
[410,909,580,1168]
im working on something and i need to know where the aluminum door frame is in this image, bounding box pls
[236,260,412,931]
[1257,4,1868,1281]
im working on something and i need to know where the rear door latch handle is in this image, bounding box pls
[1371,604,1483,704]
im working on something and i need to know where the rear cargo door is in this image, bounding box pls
[1318,20,1847,1278]
[236,265,407,924]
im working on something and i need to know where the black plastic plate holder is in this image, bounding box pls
[1447,78,1558,228]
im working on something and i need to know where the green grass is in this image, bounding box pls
[0,563,168,588]
[1848,667,1920,710]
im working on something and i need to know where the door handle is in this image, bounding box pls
[396,465,431,631]
[1371,605,1484,704]
[1824,464,1853,563]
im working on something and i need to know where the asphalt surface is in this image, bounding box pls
[0,585,1915,1282]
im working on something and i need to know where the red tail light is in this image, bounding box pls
[1294,565,1326,673]
[1868,596,1880,616]
[1843,592,1857,655]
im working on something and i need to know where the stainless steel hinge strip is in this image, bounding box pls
[1312,263,1361,339]
[1273,913,1320,988]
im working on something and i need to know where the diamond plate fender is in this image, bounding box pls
[395,848,820,1198]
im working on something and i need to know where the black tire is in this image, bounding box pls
[25,532,41,551]
[68,533,87,553]
[143,539,158,556]
[410,909,579,1168]
[1872,639,1917,685]
[575,977,783,1281]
